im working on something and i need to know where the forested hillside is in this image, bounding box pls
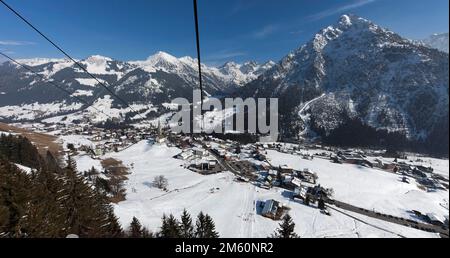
[0,134,122,238]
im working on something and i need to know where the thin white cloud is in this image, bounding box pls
[0,40,35,46]
[252,24,278,39]
[308,0,376,21]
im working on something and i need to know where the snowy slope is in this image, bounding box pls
[108,141,441,238]
[0,52,273,122]
[129,51,274,93]
[266,150,449,222]
[239,14,449,152]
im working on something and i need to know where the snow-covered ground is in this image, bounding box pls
[59,134,95,150]
[266,150,449,222]
[74,154,103,173]
[0,102,83,121]
[108,141,442,238]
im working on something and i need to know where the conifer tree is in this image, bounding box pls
[105,207,123,238]
[141,226,154,238]
[179,209,194,238]
[65,155,77,172]
[0,135,123,238]
[272,214,299,238]
[195,212,219,238]
[128,217,143,238]
[160,214,181,238]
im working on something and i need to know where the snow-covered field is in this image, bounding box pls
[266,150,449,223]
[107,141,443,238]
[0,102,83,120]
[74,154,103,173]
[59,134,95,150]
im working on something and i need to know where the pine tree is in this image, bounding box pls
[0,158,31,237]
[203,214,219,238]
[272,214,299,238]
[105,207,123,238]
[0,134,122,238]
[65,155,77,172]
[195,212,219,238]
[141,226,154,238]
[160,214,181,238]
[45,151,60,173]
[85,167,99,182]
[59,165,120,237]
[128,217,143,238]
[179,209,194,238]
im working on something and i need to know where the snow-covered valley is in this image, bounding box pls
[101,140,448,238]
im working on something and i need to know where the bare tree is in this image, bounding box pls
[153,175,169,190]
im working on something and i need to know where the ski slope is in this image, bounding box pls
[108,141,441,238]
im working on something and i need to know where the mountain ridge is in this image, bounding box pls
[238,14,449,155]
[0,14,448,155]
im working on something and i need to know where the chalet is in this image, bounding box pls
[261,199,280,219]
[331,156,343,164]
[365,158,384,169]
[295,184,330,205]
[383,162,398,172]
[293,186,308,200]
[283,175,294,186]
[298,169,317,184]
[411,168,427,178]
[425,213,445,226]
[268,170,278,177]
[279,165,294,175]
[416,165,433,174]
[396,162,414,172]
[192,147,208,157]
[417,178,438,190]
[291,177,302,188]
[301,153,314,160]
[175,150,194,161]
[340,155,372,167]
[193,159,219,171]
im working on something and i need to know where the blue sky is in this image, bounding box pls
[0,0,448,65]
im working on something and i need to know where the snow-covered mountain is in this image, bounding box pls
[421,33,449,53]
[218,60,276,88]
[129,52,273,92]
[0,52,274,121]
[0,14,448,154]
[239,14,449,155]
